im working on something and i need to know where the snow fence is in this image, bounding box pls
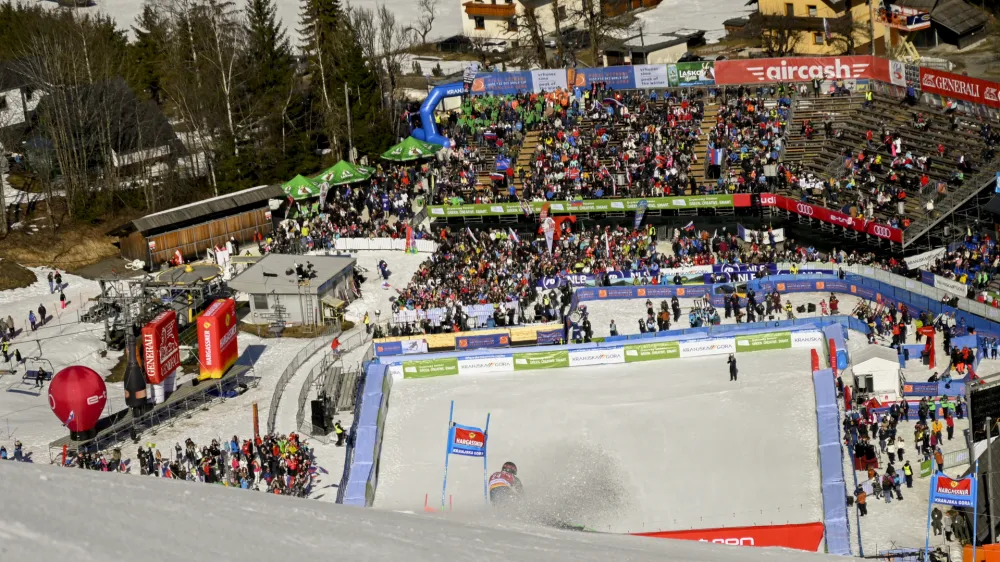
[813,367,852,555]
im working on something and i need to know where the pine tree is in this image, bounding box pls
[244,0,291,97]
[131,4,169,104]
[332,24,391,159]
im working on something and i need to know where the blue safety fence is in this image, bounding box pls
[340,362,393,507]
[814,367,852,555]
[823,324,849,370]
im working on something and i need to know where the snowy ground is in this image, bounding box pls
[637,0,754,42]
[376,350,823,536]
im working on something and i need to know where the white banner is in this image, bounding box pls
[531,69,568,93]
[333,237,438,253]
[904,247,946,271]
[661,265,714,276]
[739,228,785,244]
[401,339,428,354]
[889,60,906,87]
[633,64,670,88]
[678,338,736,358]
[568,348,625,367]
[458,355,514,375]
[388,364,404,380]
[935,274,969,299]
[791,331,825,348]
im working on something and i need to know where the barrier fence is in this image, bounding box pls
[266,325,339,435]
[814,366,853,556]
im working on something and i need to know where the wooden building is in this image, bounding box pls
[109,184,282,267]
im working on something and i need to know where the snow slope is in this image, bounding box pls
[0,460,856,562]
[376,349,823,535]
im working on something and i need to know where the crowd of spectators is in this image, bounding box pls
[63,433,317,497]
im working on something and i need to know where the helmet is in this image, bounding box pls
[502,461,517,475]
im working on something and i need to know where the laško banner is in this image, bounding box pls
[762,194,904,243]
[714,55,885,85]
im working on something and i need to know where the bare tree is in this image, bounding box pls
[550,0,567,66]
[515,4,549,69]
[742,14,803,57]
[413,0,439,45]
[569,0,631,65]
[468,32,501,69]
[825,14,873,56]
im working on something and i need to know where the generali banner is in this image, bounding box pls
[763,194,904,243]
[920,67,1000,109]
[634,522,824,551]
[714,55,886,85]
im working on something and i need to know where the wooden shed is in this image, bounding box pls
[109,184,282,266]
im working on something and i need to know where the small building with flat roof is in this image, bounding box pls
[227,253,357,327]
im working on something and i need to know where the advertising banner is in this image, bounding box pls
[470,71,531,96]
[679,338,736,358]
[141,309,180,384]
[427,195,741,217]
[568,348,625,367]
[714,56,880,84]
[448,424,487,457]
[401,340,428,354]
[633,64,670,88]
[904,247,946,271]
[197,298,239,380]
[530,69,568,93]
[921,66,1000,109]
[456,333,510,351]
[374,341,403,356]
[929,474,976,507]
[903,382,941,396]
[772,194,903,243]
[735,331,791,352]
[457,355,514,375]
[792,331,826,348]
[570,66,637,89]
[934,274,969,299]
[513,350,570,370]
[623,341,680,362]
[402,357,459,378]
[536,328,565,344]
[673,61,715,87]
[634,521,825,551]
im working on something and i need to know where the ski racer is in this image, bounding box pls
[488,461,523,505]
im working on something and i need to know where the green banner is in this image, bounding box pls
[673,61,715,87]
[427,196,735,218]
[734,331,792,352]
[920,459,933,478]
[402,357,459,378]
[513,350,570,371]
[623,341,680,362]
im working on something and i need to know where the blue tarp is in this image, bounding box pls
[814,368,852,556]
[341,363,390,506]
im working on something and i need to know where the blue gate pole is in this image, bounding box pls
[441,400,455,509]
[483,412,491,505]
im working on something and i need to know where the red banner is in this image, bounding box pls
[810,348,820,372]
[453,427,485,448]
[920,67,1000,109]
[714,56,881,85]
[829,338,838,378]
[772,195,903,243]
[141,310,180,384]
[634,522,824,551]
[198,298,239,380]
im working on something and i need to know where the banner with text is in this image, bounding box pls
[714,55,883,85]
[769,194,904,243]
[428,195,742,218]
[456,333,510,351]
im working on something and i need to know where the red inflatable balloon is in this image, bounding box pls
[49,366,107,439]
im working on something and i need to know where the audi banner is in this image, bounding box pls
[772,195,903,243]
[714,55,884,85]
[920,67,1000,109]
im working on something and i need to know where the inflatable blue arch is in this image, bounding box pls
[411,82,464,147]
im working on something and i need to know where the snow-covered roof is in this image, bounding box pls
[0,461,854,562]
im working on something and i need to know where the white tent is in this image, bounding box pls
[851,345,903,403]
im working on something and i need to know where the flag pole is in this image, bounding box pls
[973,460,980,562]
[483,412,491,505]
[442,400,455,509]
[924,473,936,562]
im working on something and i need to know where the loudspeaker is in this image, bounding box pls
[311,400,331,435]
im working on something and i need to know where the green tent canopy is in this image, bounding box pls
[381,136,442,161]
[282,174,319,200]
[312,160,375,185]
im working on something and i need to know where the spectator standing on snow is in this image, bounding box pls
[53,271,62,290]
[903,461,913,487]
[37,304,46,326]
[59,291,66,310]
[47,271,54,293]
[334,421,346,447]
[855,487,868,516]
[728,354,738,382]
[28,311,36,331]
[1,339,8,363]
[6,315,14,338]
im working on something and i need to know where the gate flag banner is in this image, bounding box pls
[448,424,487,457]
[929,473,976,507]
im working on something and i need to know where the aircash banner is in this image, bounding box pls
[929,474,976,507]
[714,55,884,85]
[735,331,791,352]
[624,340,680,362]
[513,350,570,370]
[402,357,459,378]
[427,195,741,218]
[764,194,904,243]
[634,521,825,551]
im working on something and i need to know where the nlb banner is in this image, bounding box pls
[448,424,487,457]
[456,333,510,351]
[921,66,1000,109]
[929,473,976,507]
[142,309,180,384]
[635,521,825,551]
[624,341,680,362]
[403,357,459,378]
[735,331,791,352]
[568,348,624,367]
[714,55,882,84]
[770,194,903,243]
[513,350,569,370]
[197,298,239,380]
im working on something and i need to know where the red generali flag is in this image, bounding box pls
[453,427,485,448]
